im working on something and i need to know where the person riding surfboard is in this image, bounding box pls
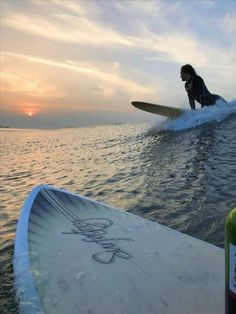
[180,64,226,110]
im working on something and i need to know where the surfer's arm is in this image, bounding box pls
[193,76,206,104]
[187,92,195,110]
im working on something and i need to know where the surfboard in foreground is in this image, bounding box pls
[13,185,224,314]
[132,101,186,118]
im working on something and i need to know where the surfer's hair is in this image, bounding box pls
[181,64,197,76]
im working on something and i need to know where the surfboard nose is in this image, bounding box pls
[131,101,142,109]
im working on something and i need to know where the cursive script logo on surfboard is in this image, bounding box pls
[41,189,133,264]
[62,217,133,264]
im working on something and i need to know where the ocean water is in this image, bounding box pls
[1,100,236,313]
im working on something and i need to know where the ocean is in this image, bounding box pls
[1,100,236,313]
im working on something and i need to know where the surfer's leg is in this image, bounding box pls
[213,94,227,105]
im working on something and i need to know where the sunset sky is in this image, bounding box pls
[1,0,236,128]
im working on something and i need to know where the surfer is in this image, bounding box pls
[180,64,226,110]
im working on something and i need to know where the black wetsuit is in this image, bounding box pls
[185,75,223,110]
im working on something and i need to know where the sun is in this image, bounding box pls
[22,103,39,117]
[27,112,34,117]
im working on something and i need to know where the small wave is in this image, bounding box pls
[165,99,236,131]
[1,171,32,181]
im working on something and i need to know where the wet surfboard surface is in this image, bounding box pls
[13,185,224,314]
[132,101,186,118]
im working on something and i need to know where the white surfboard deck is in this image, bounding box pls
[132,101,186,118]
[13,185,224,314]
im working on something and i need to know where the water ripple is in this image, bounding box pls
[1,117,236,313]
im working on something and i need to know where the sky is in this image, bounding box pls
[1,0,236,129]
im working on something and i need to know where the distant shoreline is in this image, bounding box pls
[0,125,10,128]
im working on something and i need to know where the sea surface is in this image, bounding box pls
[1,100,236,313]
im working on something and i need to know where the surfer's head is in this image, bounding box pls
[180,64,197,81]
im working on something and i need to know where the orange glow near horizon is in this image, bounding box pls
[23,108,37,117]
[22,103,41,117]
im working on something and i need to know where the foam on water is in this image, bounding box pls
[165,99,236,131]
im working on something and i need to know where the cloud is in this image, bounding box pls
[115,0,162,17]
[223,14,236,34]
[1,71,64,98]
[2,9,217,68]
[1,11,132,46]
[31,0,101,17]
[5,6,231,73]
[65,60,120,73]
[98,84,116,98]
[2,51,154,100]
[43,0,87,16]
[131,31,208,65]
[2,0,234,70]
